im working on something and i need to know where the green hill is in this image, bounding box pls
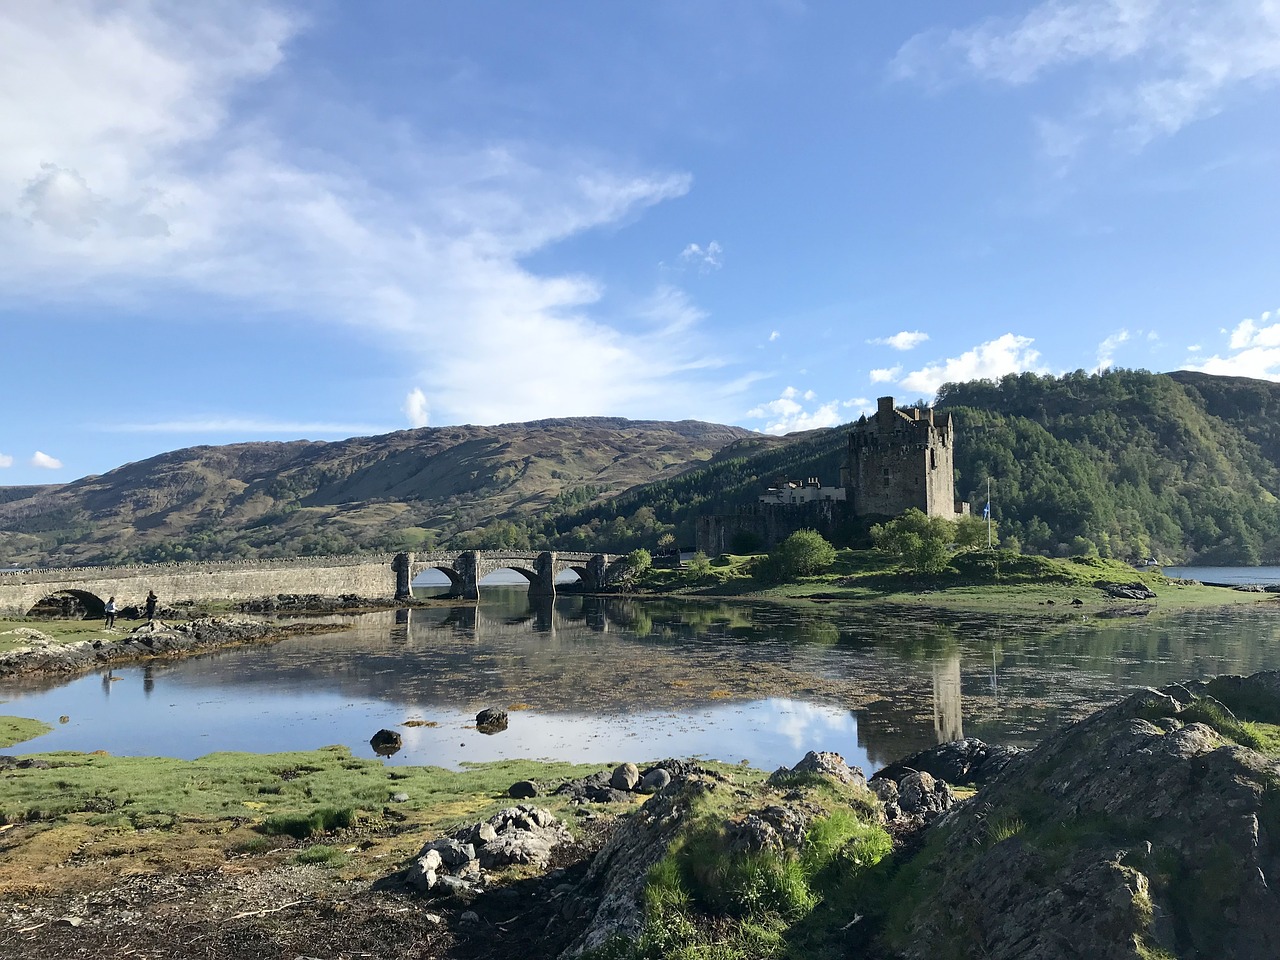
[5,371,1280,567]
[542,370,1280,564]
[0,419,757,566]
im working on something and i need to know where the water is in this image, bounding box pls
[3,588,1279,773]
[1164,565,1280,586]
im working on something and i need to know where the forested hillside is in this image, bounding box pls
[4,371,1280,566]
[536,370,1280,564]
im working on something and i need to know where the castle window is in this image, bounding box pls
[930,449,937,470]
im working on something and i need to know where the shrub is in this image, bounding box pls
[760,529,836,582]
[261,806,356,839]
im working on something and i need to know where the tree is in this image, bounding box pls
[763,529,837,582]
[686,551,713,580]
[871,509,956,574]
[622,547,652,580]
[656,532,677,556]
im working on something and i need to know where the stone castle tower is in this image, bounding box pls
[844,396,966,519]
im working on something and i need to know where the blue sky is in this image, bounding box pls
[3,1,1279,485]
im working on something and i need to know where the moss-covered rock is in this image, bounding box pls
[876,673,1280,959]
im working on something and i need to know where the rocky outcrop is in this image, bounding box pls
[874,737,1025,787]
[1099,581,1157,600]
[886,675,1280,959]
[768,749,867,789]
[407,805,573,898]
[0,617,293,680]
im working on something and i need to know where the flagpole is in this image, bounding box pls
[986,477,992,550]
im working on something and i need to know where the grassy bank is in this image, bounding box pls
[0,716,52,749]
[0,738,760,896]
[637,549,1269,615]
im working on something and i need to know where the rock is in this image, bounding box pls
[562,778,719,955]
[369,729,403,756]
[391,792,410,803]
[768,750,866,789]
[508,780,539,799]
[555,771,634,804]
[422,837,476,869]
[471,822,498,845]
[870,778,899,804]
[875,737,1026,787]
[459,909,480,924]
[611,762,640,791]
[406,848,443,891]
[475,708,508,733]
[1099,581,1157,600]
[891,675,1280,959]
[896,770,952,817]
[727,813,782,853]
[638,768,671,794]
[474,805,572,870]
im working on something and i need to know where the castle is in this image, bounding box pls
[844,396,968,519]
[695,397,967,554]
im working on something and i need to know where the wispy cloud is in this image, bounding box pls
[747,387,850,435]
[403,389,430,429]
[0,4,726,428]
[679,241,723,273]
[900,334,1044,397]
[0,453,12,468]
[104,418,389,435]
[1095,328,1131,371]
[870,331,930,351]
[892,1,1280,158]
[30,451,62,469]
[1187,309,1280,380]
[768,330,780,342]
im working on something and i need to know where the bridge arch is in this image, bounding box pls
[28,588,106,619]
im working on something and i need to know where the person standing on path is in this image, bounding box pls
[105,597,116,628]
[144,591,157,623]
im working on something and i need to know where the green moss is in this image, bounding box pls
[0,715,53,749]
[0,748,609,830]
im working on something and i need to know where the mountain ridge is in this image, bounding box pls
[7,372,1280,566]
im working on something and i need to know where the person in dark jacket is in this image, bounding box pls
[145,591,157,623]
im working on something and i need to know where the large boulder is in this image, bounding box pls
[886,676,1280,959]
[768,750,866,789]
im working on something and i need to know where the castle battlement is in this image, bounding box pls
[845,396,966,519]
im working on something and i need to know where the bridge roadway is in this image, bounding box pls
[0,550,624,618]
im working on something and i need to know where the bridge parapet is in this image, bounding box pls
[0,554,400,585]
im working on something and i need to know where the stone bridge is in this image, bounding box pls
[0,550,626,618]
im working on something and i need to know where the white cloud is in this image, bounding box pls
[747,386,847,435]
[768,330,780,342]
[1095,328,1131,371]
[1187,310,1280,379]
[870,331,930,351]
[1187,344,1201,352]
[900,334,1044,397]
[0,4,725,427]
[31,451,62,469]
[892,0,1280,154]
[105,418,388,435]
[679,241,723,273]
[0,453,12,468]
[869,366,901,383]
[403,388,430,429]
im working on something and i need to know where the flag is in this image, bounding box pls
[983,502,990,520]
